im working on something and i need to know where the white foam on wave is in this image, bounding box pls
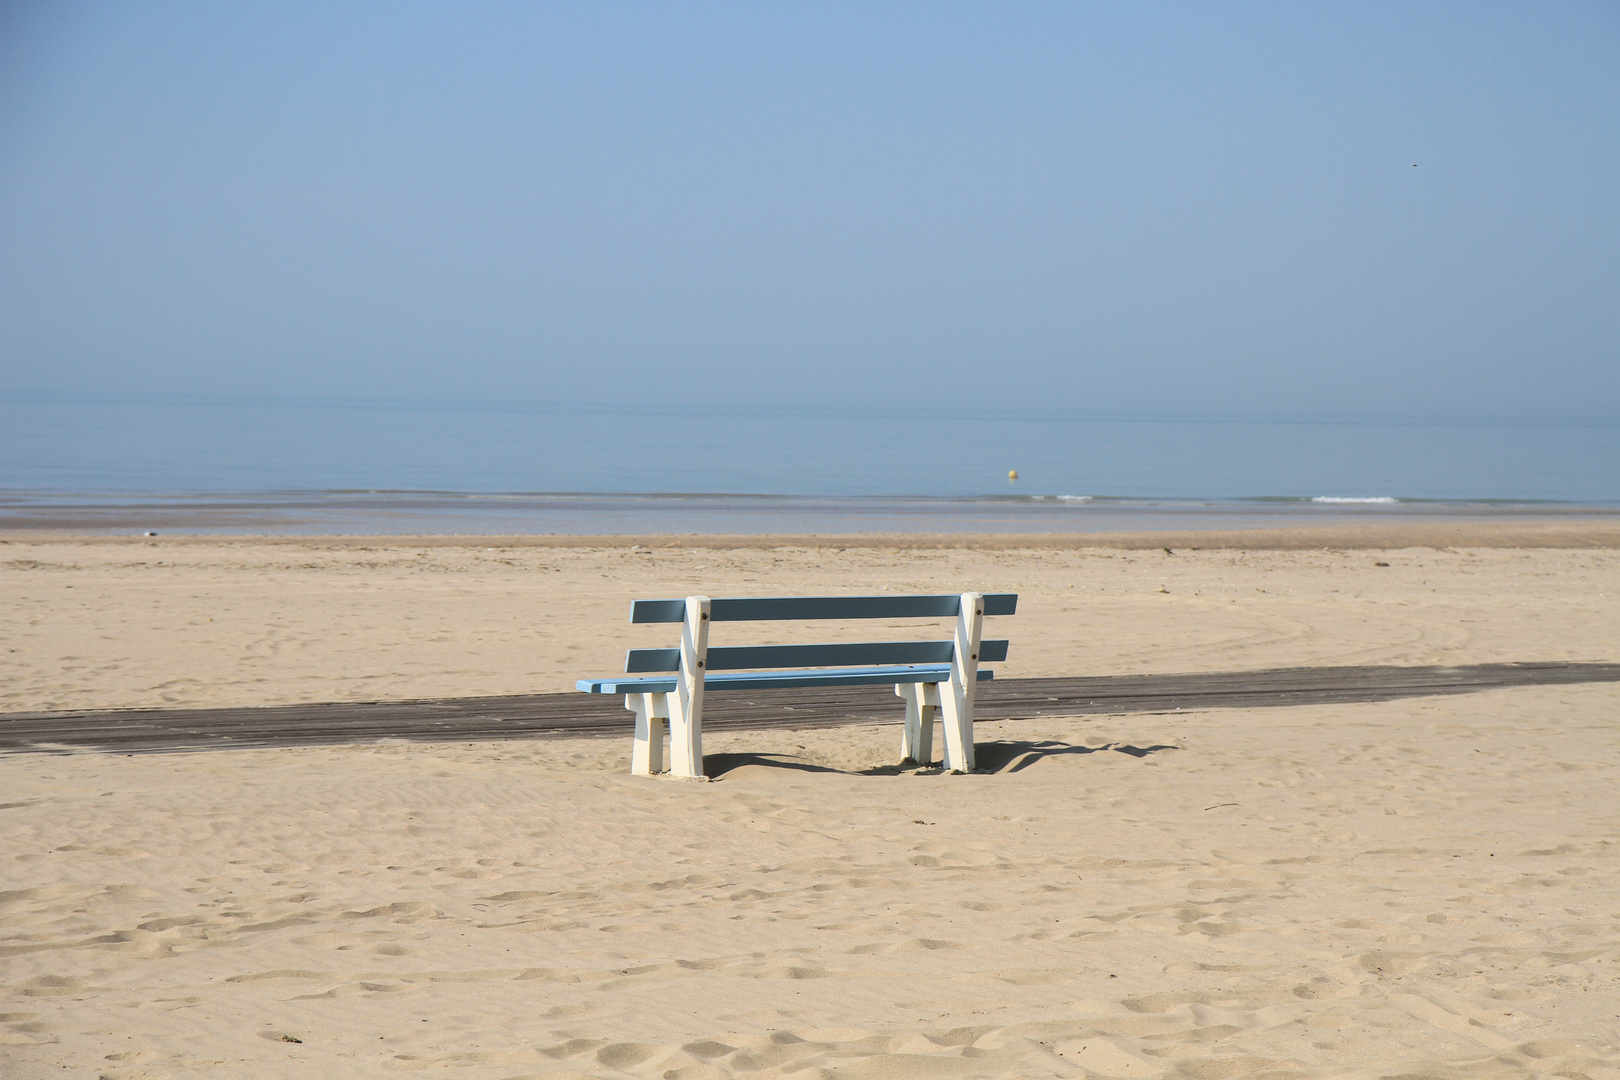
[1312,496,1398,504]
[1054,494,1093,503]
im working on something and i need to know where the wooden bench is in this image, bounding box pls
[576,592,1016,778]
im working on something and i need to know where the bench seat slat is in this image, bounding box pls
[576,665,995,695]
[629,593,1017,624]
[625,639,1009,673]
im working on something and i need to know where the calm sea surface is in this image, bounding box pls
[3,394,1615,533]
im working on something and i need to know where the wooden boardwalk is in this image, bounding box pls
[2,662,1615,756]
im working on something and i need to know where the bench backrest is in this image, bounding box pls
[623,593,1016,674]
[629,594,1017,623]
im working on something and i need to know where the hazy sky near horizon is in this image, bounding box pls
[3,1,1617,421]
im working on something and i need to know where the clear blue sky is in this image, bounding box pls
[3,1,1616,421]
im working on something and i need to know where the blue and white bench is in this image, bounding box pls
[576,592,1017,778]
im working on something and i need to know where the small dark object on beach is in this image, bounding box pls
[279,1035,302,1043]
[1374,561,1390,567]
[144,531,158,537]
[1163,547,1173,555]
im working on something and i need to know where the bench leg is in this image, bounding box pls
[939,592,984,773]
[939,681,973,774]
[897,682,939,765]
[668,691,703,779]
[667,596,711,780]
[628,692,668,776]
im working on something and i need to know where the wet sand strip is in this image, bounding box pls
[3,662,1615,755]
[6,520,1620,548]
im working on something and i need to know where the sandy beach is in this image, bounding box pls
[2,528,1617,1078]
[3,525,1618,713]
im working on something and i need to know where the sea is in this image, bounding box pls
[2,392,1616,534]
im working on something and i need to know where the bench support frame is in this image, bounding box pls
[628,595,710,779]
[894,594,983,771]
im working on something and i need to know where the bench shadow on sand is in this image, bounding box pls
[703,740,1178,779]
[703,752,848,779]
[972,738,1180,773]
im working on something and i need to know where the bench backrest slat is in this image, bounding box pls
[626,639,1011,674]
[628,593,1017,624]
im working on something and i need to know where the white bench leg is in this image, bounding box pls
[667,595,711,780]
[897,682,939,765]
[628,692,668,776]
[939,592,983,773]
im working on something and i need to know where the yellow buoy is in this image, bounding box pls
[1008,470,1019,482]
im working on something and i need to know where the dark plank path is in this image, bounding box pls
[2,662,1615,755]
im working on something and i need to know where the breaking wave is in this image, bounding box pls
[1311,496,1399,504]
